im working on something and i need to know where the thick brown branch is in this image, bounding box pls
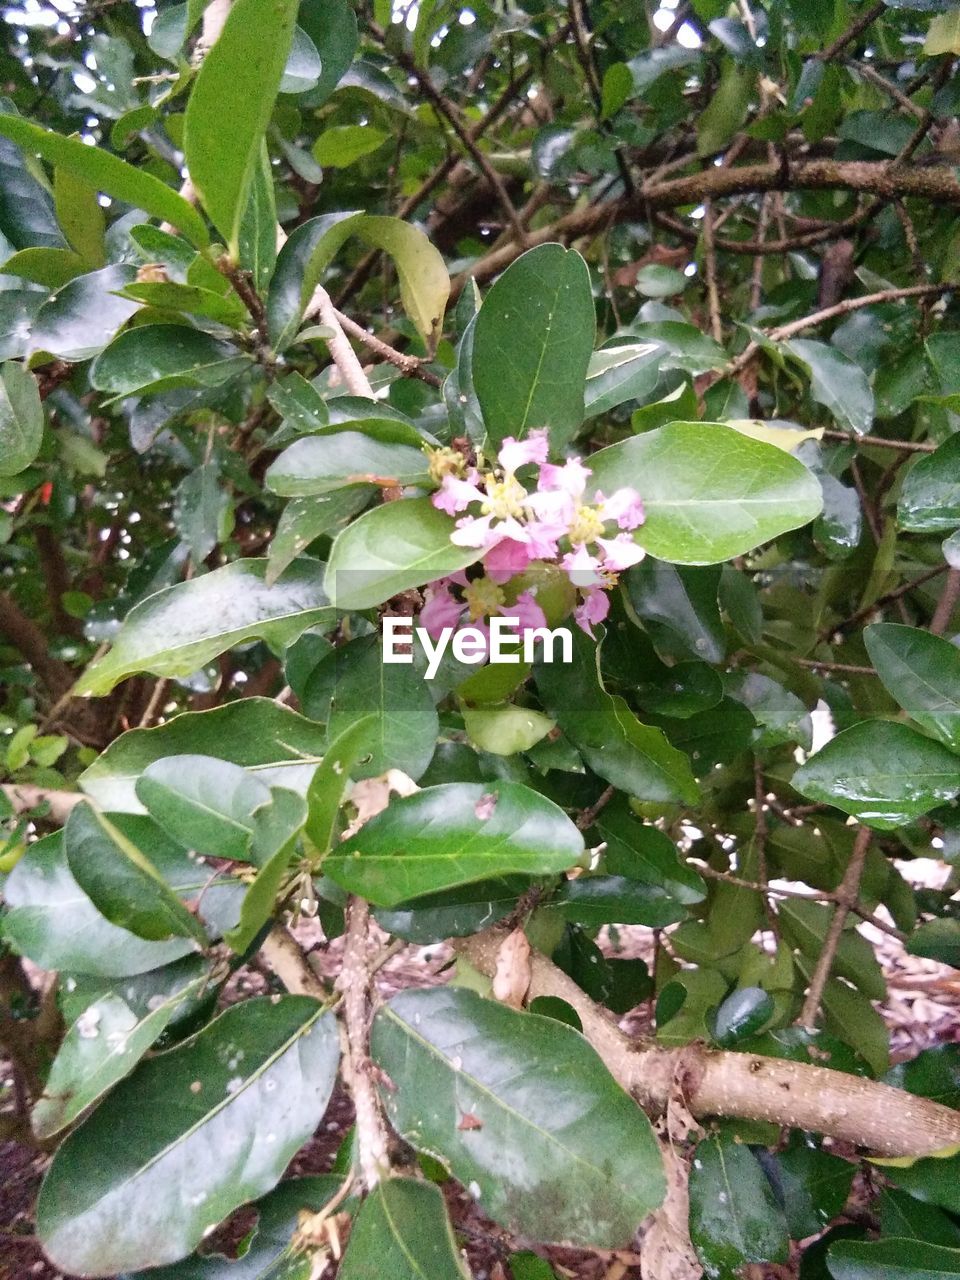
[0,591,74,698]
[457,930,960,1157]
[450,160,960,297]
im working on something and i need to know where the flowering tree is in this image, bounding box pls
[2,0,960,1277]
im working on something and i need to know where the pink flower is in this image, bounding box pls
[524,486,576,531]
[508,590,547,633]
[538,456,591,499]
[433,470,484,516]
[574,587,610,637]
[597,534,646,572]
[598,487,645,531]
[420,583,464,638]
[498,430,549,474]
[561,543,602,587]
[484,537,535,584]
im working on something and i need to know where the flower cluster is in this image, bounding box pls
[423,429,646,639]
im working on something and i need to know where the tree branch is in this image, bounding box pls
[450,160,960,297]
[456,928,960,1157]
[304,287,375,399]
[798,825,872,1028]
[1,783,83,825]
[332,308,443,387]
[0,591,74,698]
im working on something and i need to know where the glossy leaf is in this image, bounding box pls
[587,422,823,564]
[374,876,527,942]
[79,699,329,812]
[136,756,272,862]
[371,986,665,1246]
[30,264,139,362]
[899,433,960,532]
[553,874,689,927]
[183,0,298,252]
[0,113,65,249]
[0,360,42,477]
[90,325,250,400]
[536,628,699,805]
[266,426,430,496]
[777,1133,856,1239]
[266,211,363,351]
[828,1238,960,1279]
[37,998,339,1275]
[267,489,369,586]
[304,715,376,853]
[324,780,583,906]
[32,975,207,1139]
[0,114,209,248]
[76,560,333,696]
[792,720,960,830]
[865,623,960,750]
[591,798,705,901]
[689,1126,790,1276]
[224,788,308,952]
[303,634,438,781]
[625,560,725,663]
[473,243,595,451]
[583,341,661,417]
[352,215,450,345]
[324,497,481,610]
[785,339,874,434]
[64,802,208,943]
[339,1178,469,1280]
[2,831,197,977]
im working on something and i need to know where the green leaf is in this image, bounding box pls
[53,167,105,268]
[266,426,430,496]
[779,897,885,999]
[899,434,960,532]
[591,798,706,902]
[300,0,358,105]
[536,628,699,805]
[374,877,527,943]
[339,1177,470,1280]
[79,699,329,813]
[625,560,725,663]
[64,802,208,943]
[136,756,272,861]
[224,788,308,952]
[37,997,339,1275]
[118,279,247,327]
[926,10,960,54]
[0,114,209,249]
[30,263,140,362]
[75,560,333,696]
[0,289,45,360]
[583,342,662,417]
[324,497,481,610]
[725,670,813,750]
[462,702,555,755]
[304,715,376,853]
[885,1045,960,1109]
[279,25,323,94]
[173,463,232,563]
[792,720,960,830]
[698,62,755,155]
[267,490,369,586]
[0,360,42,477]
[777,1133,856,1239]
[711,986,775,1047]
[2,831,197,977]
[473,243,595,451]
[554,874,689,927]
[0,112,65,250]
[266,211,363,352]
[587,422,823,564]
[304,635,439,781]
[183,0,299,253]
[352,215,450,346]
[371,987,665,1246]
[829,1238,960,1279]
[864,624,960,750]
[907,918,960,968]
[32,975,206,1140]
[313,123,389,167]
[784,339,875,434]
[324,780,584,906]
[689,1127,790,1275]
[237,140,278,295]
[90,324,250,401]
[878,1188,960,1247]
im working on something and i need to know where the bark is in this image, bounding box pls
[457,930,960,1158]
[1,784,84,826]
[0,591,74,698]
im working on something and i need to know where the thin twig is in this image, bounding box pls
[138,678,170,729]
[305,287,375,399]
[702,200,722,343]
[332,309,442,387]
[796,658,877,675]
[929,568,960,637]
[819,1,886,62]
[798,826,873,1027]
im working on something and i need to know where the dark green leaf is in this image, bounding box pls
[339,1177,469,1280]
[37,998,339,1275]
[224,788,308,951]
[793,721,960,830]
[828,1238,960,1279]
[0,360,42,477]
[371,986,665,1247]
[30,264,139,362]
[592,798,705,902]
[625,560,725,663]
[865,623,960,750]
[553,874,689,927]
[473,243,595,452]
[689,1127,790,1276]
[711,986,775,1047]
[777,1133,856,1239]
[136,756,272,861]
[785,339,874,434]
[75,560,333,696]
[267,489,369,586]
[899,434,960,532]
[64,802,208,943]
[324,780,584,906]
[90,324,250,401]
[266,426,430,496]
